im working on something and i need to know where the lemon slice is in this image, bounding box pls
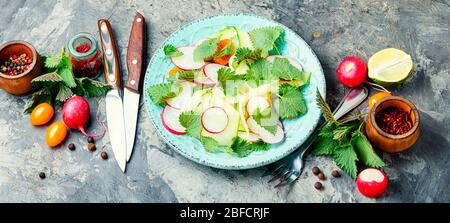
[368,48,413,86]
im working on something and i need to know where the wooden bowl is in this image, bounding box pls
[0,41,43,95]
[365,96,420,153]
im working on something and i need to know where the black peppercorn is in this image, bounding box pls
[101,151,108,160]
[87,143,96,152]
[314,182,323,190]
[39,172,46,179]
[318,172,326,180]
[331,170,341,178]
[68,143,75,151]
[312,166,321,175]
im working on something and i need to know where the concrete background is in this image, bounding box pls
[0,0,449,202]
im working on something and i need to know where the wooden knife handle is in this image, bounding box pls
[126,12,145,93]
[98,19,121,89]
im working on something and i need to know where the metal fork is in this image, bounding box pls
[264,86,369,187]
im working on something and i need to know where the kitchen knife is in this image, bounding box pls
[98,19,127,172]
[124,12,145,162]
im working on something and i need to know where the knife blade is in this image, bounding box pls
[98,19,127,172]
[124,12,145,162]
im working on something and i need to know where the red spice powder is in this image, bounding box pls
[375,107,413,135]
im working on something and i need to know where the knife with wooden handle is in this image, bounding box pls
[98,19,127,172]
[124,12,146,162]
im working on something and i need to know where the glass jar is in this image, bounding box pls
[67,33,102,78]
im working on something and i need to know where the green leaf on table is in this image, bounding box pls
[44,55,62,69]
[193,37,220,61]
[179,111,202,137]
[147,82,181,105]
[276,83,307,119]
[23,88,53,113]
[249,26,284,56]
[229,137,270,158]
[78,78,112,97]
[164,44,183,57]
[352,130,385,168]
[333,142,359,179]
[55,84,74,104]
[316,89,335,124]
[57,56,76,88]
[31,72,63,89]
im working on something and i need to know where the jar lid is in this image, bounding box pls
[67,33,98,58]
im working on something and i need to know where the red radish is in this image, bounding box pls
[161,105,185,135]
[203,63,227,83]
[171,46,205,70]
[336,56,367,87]
[246,118,284,144]
[238,132,260,142]
[266,55,303,71]
[356,168,388,198]
[62,96,105,138]
[166,82,194,109]
[193,72,216,86]
[201,106,229,134]
[246,96,270,115]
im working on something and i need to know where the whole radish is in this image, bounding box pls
[356,168,388,198]
[62,96,103,138]
[336,56,367,87]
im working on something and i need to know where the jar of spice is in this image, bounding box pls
[67,33,102,78]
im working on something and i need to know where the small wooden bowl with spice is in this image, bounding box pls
[0,40,43,95]
[365,96,420,153]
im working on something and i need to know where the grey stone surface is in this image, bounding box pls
[0,0,449,202]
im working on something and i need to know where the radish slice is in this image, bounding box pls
[166,82,194,109]
[238,132,260,142]
[203,63,227,82]
[246,96,270,115]
[161,105,185,135]
[171,46,205,70]
[267,55,303,71]
[201,106,229,134]
[247,118,284,144]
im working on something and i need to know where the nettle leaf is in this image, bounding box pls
[44,55,61,69]
[147,82,181,105]
[245,59,275,86]
[56,84,74,104]
[201,137,232,154]
[271,57,303,81]
[164,44,183,57]
[179,111,202,137]
[31,72,63,89]
[352,130,385,168]
[249,26,284,56]
[78,78,112,97]
[23,87,53,113]
[57,56,76,88]
[333,142,359,179]
[276,83,307,119]
[252,108,278,135]
[193,37,220,61]
[213,41,235,59]
[230,137,270,158]
[233,48,262,66]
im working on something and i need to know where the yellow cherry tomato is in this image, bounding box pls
[46,122,67,148]
[368,92,392,109]
[30,103,54,126]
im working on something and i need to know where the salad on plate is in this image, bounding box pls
[147,26,312,157]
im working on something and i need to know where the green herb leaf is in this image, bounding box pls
[147,82,181,105]
[352,130,385,168]
[312,135,336,156]
[245,59,275,86]
[193,37,220,61]
[316,89,335,123]
[333,142,359,179]
[179,111,202,137]
[230,137,270,157]
[44,55,61,69]
[252,108,278,135]
[276,83,307,119]
[271,57,303,81]
[249,26,284,56]
[57,56,77,88]
[233,48,262,66]
[55,84,74,104]
[201,137,232,153]
[31,72,63,89]
[78,78,112,97]
[164,44,183,57]
[176,70,198,81]
[23,88,53,113]
[333,121,360,142]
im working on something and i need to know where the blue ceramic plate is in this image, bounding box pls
[143,13,326,170]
